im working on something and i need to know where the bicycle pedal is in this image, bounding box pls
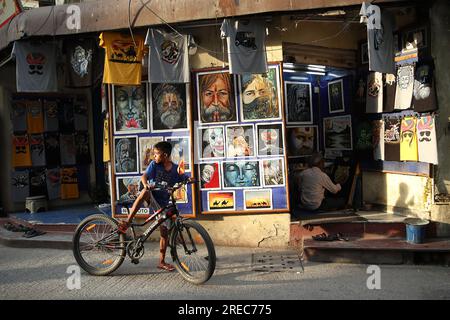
[131,259,140,265]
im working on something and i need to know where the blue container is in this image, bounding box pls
[404,218,429,244]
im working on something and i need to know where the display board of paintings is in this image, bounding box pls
[110,82,194,217]
[194,64,290,214]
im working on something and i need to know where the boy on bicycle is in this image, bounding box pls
[118,141,188,272]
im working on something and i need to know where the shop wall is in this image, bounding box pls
[0,60,97,213]
[362,171,432,218]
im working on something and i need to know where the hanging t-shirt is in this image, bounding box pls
[26,100,44,134]
[30,134,46,167]
[60,133,76,165]
[29,168,47,197]
[74,100,88,131]
[12,134,32,168]
[60,167,79,199]
[366,10,396,74]
[11,101,27,132]
[366,72,383,113]
[400,116,418,161]
[64,38,95,87]
[58,100,75,133]
[43,100,59,132]
[75,131,91,164]
[145,29,190,83]
[220,19,268,75]
[99,32,145,86]
[383,74,396,113]
[46,168,61,200]
[11,170,30,203]
[413,63,437,113]
[394,65,414,110]
[384,117,400,161]
[11,41,58,92]
[372,120,385,161]
[417,115,438,164]
[44,132,60,166]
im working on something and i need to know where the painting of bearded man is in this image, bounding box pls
[197,70,237,124]
[151,83,188,132]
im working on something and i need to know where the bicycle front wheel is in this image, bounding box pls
[170,220,216,285]
[72,214,126,276]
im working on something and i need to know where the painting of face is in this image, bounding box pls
[165,137,190,171]
[240,66,281,121]
[262,158,285,187]
[113,84,148,133]
[256,123,284,156]
[222,161,260,188]
[328,79,344,113]
[114,136,138,174]
[151,83,188,131]
[285,82,313,124]
[116,176,141,202]
[197,71,237,124]
[199,162,221,190]
[200,126,225,159]
[138,136,164,172]
[287,126,318,158]
[225,125,255,158]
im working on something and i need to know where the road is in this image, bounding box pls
[0,243,449,300]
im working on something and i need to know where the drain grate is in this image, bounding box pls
[251,253,304,272]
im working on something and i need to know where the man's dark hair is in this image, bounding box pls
[154,141,172,156]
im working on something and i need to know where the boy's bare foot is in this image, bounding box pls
[157,263,175,272]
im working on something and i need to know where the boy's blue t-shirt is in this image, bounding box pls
[145,160,186,206]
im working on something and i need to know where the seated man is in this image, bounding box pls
[298,153,344,211]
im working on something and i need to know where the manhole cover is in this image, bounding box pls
[251,253,304,272]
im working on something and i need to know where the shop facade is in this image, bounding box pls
[0,0,449,247]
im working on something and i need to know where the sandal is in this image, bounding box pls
[23,229,46,238]
[3,222,21,232]
[157,263,175,272]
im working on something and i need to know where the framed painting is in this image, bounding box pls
[199,162,222,190]
[328,79,345,114]
[150,83,189,132]
[112,83,149,134]
[207,191,235,211]
[196,69,238,125]
[244,189,273,210]
[286,126,319,158]
[165,136,191,172]
[261,158,285,187]
[198,126,225,160]
[323,115,353,151]
[225,124,255,158]
[138,136,164,173]
[114,136,139,174]
[284,81,313,124]
[256,123,284,157]
[239,64,282,122]
[222,160,261,189]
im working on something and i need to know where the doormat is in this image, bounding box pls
[251,253,304,273]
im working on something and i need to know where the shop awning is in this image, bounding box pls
[0,0,408,51]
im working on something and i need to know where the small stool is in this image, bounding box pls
[25,196,48,213]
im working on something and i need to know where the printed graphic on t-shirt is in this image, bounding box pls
[12,134,32,167]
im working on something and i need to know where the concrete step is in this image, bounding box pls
[298,237,450,265]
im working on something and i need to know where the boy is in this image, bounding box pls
[118,141,187,272]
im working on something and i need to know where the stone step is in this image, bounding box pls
[297,237,450,265]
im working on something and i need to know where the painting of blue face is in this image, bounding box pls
[222,161,260,189]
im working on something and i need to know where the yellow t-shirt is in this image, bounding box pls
[26,100,44,134]
[400,116,418,161]
[12,134,32,168]
[60,167,80,199]
[103,118,110,162]
[99,32,145,86]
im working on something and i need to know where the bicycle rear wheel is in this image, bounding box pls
[170,219,216,285]
[72,214,125,276]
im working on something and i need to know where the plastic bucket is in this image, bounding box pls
[404,218,429,244]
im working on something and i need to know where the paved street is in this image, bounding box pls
[0,243,449,300]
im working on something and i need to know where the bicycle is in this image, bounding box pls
[72,179,216,285]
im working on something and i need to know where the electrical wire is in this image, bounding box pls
[128,0,137,47]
